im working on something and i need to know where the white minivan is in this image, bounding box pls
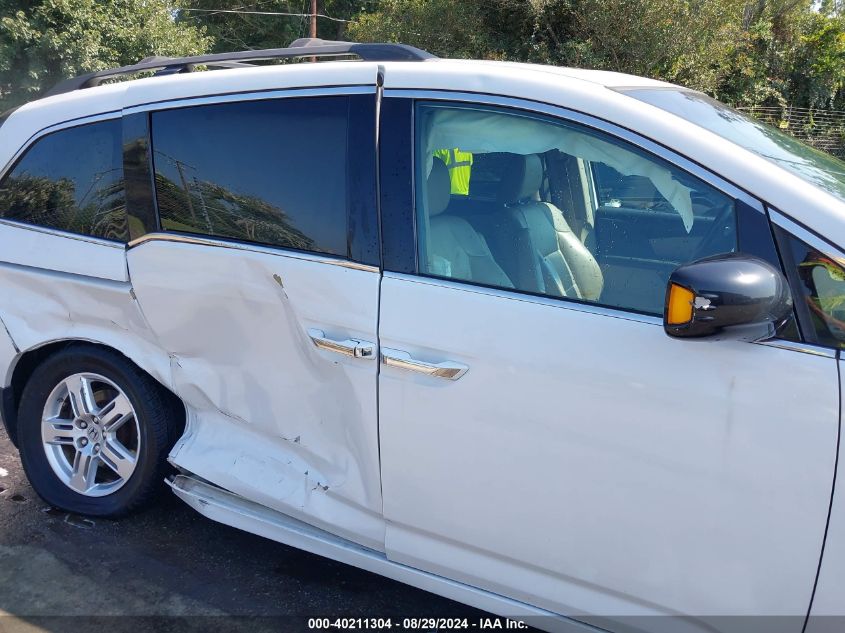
[0,38,844,633]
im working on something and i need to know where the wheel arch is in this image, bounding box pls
[2,339,185,448]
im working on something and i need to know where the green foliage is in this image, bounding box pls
[347,0,496,59]
[788,12,845,108]
[174,1,381,53]
[0,0,210,110]
[4,0,845,118]
[349,0,749,93]
[174,1,304,52]
[348,0,845,111]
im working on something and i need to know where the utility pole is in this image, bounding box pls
[309,0,318,62]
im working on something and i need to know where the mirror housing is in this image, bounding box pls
[664,253,792,338]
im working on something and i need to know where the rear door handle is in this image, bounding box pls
[381,348,468,380]
[308,329,376,360]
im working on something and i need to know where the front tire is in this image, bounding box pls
[17,344,176,517]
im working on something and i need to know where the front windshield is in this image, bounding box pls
[624,88,845,201]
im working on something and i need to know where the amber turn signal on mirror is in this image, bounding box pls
[666,283,695,326]
[663,253,792,338]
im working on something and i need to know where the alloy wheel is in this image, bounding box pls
[40,372,140,497]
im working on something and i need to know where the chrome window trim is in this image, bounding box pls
[384,271,663,326]
[383,88,765,212]
[123,85,376,116]
[754,338,838,358]
[769,208,845,264]
[0,218,126,249]
[0,110,121,183]
[128,232,380,273]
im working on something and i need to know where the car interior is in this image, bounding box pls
[422,146,737,314]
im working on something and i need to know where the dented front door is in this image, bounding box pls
[126,89,384,549]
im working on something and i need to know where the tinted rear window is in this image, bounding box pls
[0,119,128,241]
[151,96,350,257]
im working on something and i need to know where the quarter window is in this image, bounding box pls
[151,96,351,257]
[415,103,738,315]
[0,119,128,241]
[777,229,845,348]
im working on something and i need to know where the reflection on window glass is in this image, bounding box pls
[151,96,350,256]
[415,102,738,315]
[625,89,845,204]
[782,232,845,347]
[0,120,127,241]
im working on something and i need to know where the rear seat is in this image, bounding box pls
[425,157,514,289]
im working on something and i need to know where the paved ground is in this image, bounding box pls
[0,425,492,632]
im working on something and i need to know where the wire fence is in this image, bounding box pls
[737,105,845,159]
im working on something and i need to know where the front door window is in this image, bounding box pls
[416,102,739,314]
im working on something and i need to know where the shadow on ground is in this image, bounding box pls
[0,426,490,632]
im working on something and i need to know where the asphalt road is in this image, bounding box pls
[0,425,493,633]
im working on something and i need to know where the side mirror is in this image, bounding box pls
[664,253,792,338]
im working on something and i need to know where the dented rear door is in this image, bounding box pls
[126,87,384,549]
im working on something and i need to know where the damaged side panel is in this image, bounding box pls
[126,239,384,551]
[0,313,18,387]
[0,257,172,391]
[0,222,176,440]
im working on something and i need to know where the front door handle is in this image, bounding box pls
[381,348,468,380]
[308,329,375,360]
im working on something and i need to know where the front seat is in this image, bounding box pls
[425,157,513,289]
[498,154,604,301]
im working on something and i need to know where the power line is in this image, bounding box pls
[176,7,350,23]
[181,0,282,22]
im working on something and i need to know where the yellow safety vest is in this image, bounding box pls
[433,148,473,196]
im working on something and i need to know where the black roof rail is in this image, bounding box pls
[41,38,436,99]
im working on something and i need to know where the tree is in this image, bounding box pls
[0,0,211,110]
[174,0,303,52]
[175,1,382,53]
[347,0,845,109]
[788,11,845,108]
[3,0,845,143]
[347,0,495,59]
[346,0,749,94]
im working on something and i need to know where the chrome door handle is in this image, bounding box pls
[308,329,376,360]
[381,348,468,380]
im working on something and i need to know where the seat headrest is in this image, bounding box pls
[427,156,451,216]
[497,154,543,205]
